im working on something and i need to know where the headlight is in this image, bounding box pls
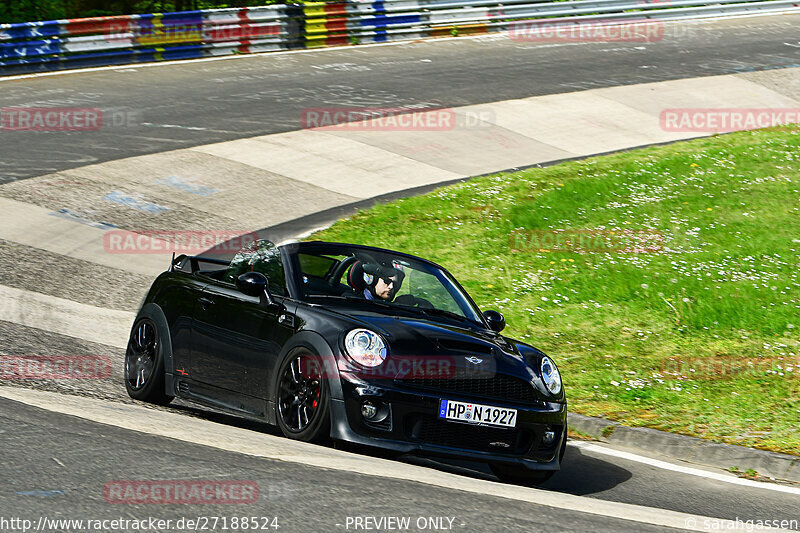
[344,329,387,368]
[541,356,562,395]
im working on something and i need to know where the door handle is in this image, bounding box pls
[198,297,214,308]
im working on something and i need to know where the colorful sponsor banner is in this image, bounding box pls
[66,15,136,36]
[204,23,281,42]
[0,39,61,59]
[134,13,204,46]
[0,5,289,73]
[0,21,62,40]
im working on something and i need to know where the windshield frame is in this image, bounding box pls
[281,241,488,328]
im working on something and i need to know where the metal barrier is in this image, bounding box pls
[0,6,303,76]
[2,0,798,75]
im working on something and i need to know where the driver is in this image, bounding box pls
[360,262,404,301]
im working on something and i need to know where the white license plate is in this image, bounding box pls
[438,399,517,428]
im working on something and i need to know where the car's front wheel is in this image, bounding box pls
[124,317,173,405]
[275,348,330,443]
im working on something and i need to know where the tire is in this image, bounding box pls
[124,316,173,405]
[491,425,567,485]
[275,348,331,443]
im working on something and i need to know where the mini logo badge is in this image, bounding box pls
[465,356,483,365]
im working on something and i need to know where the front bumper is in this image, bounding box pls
[330,375,567,471]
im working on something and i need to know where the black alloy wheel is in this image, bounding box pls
[276,349,330,442]
[124,317,172,405]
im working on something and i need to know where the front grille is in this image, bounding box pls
[400,372,542,405]
[406,415,533,454]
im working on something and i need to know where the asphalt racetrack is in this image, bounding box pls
[1,15,800,182]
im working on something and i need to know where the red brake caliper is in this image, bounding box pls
[312,360,320,408]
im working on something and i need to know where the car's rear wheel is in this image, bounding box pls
[275,348,330,443]
[124,317,173,405]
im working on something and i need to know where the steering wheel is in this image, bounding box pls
[328,255,359,287]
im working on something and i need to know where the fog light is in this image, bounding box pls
[361,401,378,420]
[542,428,556,445]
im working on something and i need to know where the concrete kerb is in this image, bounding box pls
[257,136,709,248]
[568,414,800,484]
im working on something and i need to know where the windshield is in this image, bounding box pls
[290,243,484,325]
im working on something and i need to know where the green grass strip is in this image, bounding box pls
[310,126,800,455]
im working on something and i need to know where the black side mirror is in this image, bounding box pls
[237,272,271,303]
[483,310,506,332]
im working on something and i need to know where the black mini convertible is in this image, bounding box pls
[124,240,567,484]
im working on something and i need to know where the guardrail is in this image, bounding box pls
[0,6,303,76]
[2,0,798,75]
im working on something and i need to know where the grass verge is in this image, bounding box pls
[310,126,800,455]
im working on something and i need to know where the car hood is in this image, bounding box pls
[336,308,545,389]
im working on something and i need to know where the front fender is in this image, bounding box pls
[268,330,342,428]
[274,330,343,399]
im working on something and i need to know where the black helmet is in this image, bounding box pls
[348,260,405,300]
